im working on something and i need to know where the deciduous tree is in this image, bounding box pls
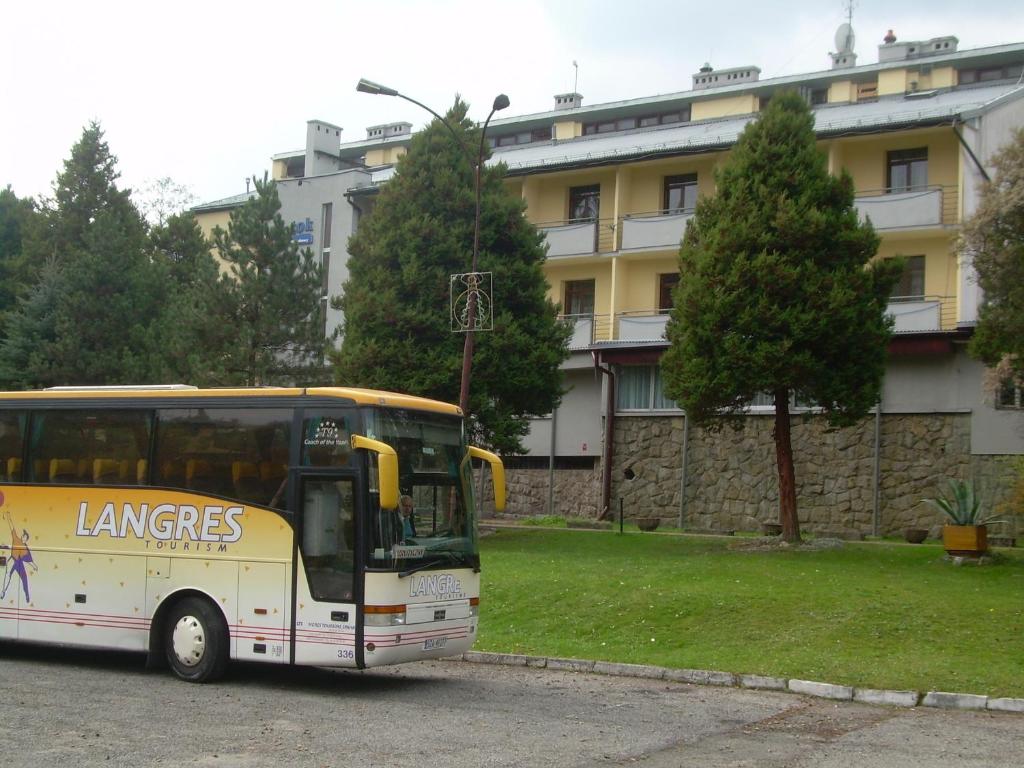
[964,128,1024,388]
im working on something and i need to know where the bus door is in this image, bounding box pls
[291,471,360,668]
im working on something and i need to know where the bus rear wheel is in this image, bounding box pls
[164,597,228,683]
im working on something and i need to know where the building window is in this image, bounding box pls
[321,203,333,250]
[616,366,678,411]
[961,64,1023,84]
[891,255,925,299]
[564,279,595,316]
[663,174,698,213]
[569,185,601,221]
[857,82,878,101]
[810,88,829,105]
[887,148,928,193]
[658,273,680,312]
[998,379,1023,409]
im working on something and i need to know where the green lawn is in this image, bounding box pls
[476,528,1024,697]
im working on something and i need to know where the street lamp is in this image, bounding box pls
[356,78,510,417]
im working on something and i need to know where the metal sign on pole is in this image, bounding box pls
[450,272,493,332]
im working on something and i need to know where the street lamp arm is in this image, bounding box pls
[356,77,510,420]
[356,78,474,164]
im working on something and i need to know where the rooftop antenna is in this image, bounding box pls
[572,60,578,94]
[835,0,856,56]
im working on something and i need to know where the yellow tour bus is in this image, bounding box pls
[0,385,504,682]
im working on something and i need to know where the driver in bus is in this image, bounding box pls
[398,495,417,540]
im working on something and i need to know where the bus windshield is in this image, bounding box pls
[362,407,478,573]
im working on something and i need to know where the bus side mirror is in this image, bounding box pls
[351,434,399,510]
[469,446,506,512]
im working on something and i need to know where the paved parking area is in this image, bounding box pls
[1,643,1022,767]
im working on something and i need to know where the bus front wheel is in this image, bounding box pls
[164,597,228,683]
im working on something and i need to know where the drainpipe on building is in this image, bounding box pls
[548,407,557,516]
[593,352,615,520]
[872,398,883,537]
[678,412,689,529]
[951,119,991,183]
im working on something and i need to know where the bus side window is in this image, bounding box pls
[27,410,151,488]
[0,410,23,483]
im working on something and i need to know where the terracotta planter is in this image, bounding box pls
[942,524,988,556]
[903,528,928,544]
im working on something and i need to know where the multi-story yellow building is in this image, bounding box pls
[195,29,1024,538]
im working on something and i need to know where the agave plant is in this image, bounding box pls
[923,479,1005,526]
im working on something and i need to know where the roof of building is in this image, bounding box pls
[492,82,1024,175]
[191,190,256,213]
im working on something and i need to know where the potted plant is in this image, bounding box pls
[923,479,1004,557]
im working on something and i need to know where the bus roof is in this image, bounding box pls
[0,385,463,416]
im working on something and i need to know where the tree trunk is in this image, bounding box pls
[774,388,801,543]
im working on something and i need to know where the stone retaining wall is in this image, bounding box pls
[496,412,1020,538]
[492,465,603,519]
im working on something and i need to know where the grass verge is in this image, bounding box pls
[476,528,1024,697]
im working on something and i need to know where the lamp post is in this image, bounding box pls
[356,79,509,417]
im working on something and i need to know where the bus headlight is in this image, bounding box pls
[364,604,406,626]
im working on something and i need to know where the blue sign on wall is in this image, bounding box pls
[292,217,315,245]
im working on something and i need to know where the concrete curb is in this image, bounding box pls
[456,652,1020,714]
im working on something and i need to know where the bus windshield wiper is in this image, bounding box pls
[398,559,447,578]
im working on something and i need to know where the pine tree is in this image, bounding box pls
[0,186,40,331]
[0,124,166,387]
[27,121,145,267]
[150,212,235,385]
[211,174,325,386]
[333,99,569,453]
[661,91,900,542]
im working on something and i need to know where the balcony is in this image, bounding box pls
[854,185,958,231]
[886,295,956,334]
[620,210,693,251]
[561,311,669,350]
[560,299,955,351]
[539,217,617,258]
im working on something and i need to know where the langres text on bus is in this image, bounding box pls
[75,500,244,547]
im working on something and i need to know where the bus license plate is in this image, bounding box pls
[423,637,447,651]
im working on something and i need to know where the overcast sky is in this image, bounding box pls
[2,0,1021,208]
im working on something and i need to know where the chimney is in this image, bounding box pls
[305,120,342,176]
[366,122,412,140]
[879,34,958,63]
[554,92,583,111]
[693,65,760,90]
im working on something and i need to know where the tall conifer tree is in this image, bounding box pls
[211,174,325,386]
[333,100,569,453]
[661,91,900,542]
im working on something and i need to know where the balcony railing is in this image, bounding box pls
[537,186,959,258]
[559,299,956,350]
[854,185,958,231]
[538,217,616,257]
[560,311,670,349]
[886,295,957,334]
[620,210,693,251]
